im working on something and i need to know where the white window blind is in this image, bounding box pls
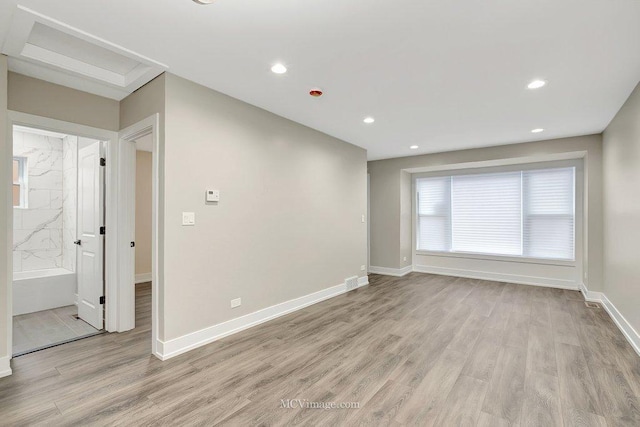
[417,166,575,260]
[523,168,575,260]
[417,177,451,252]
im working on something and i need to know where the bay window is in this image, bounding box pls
[416,166,575,261]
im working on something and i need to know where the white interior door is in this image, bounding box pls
[77,141,104,329]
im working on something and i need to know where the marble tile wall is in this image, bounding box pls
[62,136,78,272]
[13,130,72,272]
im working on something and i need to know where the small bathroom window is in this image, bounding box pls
[12,157,27,208]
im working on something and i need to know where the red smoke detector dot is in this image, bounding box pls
[309,89,323,97]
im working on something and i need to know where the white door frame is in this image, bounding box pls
[118,114,160,358]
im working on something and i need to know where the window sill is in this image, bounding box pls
[415,250,576,267]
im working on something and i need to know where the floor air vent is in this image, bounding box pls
[345,276,359,291]
[584,301,601,309]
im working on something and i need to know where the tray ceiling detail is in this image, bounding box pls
[1,5,167,100]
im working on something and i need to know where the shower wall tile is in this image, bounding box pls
[13,229,52,251]
[27,189,51,210]
[13,209,22,229]
[50,190,63,210]
[62,135,78,273]
[29,169,63,190]
[13,254,21,273]
[13,130,65,273]
[21,209,62,230]
[21,249,63,271]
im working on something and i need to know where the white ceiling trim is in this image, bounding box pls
[1,5,167,100]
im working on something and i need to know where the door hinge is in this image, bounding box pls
[100,158,106,167]
[99,296,105,305]
[100,226,106,235]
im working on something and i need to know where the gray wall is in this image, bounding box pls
[135,151,153,277]
[8,73,119,132]
[368,134,604,291]
[603,81,640,334]
[162,73,367,341]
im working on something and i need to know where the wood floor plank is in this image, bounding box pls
[482,345,527,424]
[345,379,413,426]
[551,310,581,346]
[520,371,562,427]
[556,342,603,417]
[461,326,504,382]
[432,375,488,426]
[588,364,640,426]
[0,276,639,426]
[561,408,607,427]
[477,411,512,427]
[503,310,531,349]
[394,348,468,426]
[447,313,488,355]
[527,324,558,377]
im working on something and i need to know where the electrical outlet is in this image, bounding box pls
[360,265,366,271]
[361,214,365,223]
[231,298,241,308]
[403,256,407,262]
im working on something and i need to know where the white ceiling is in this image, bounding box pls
[1,0,639,160]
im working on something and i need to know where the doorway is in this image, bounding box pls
[118,115,160,358]
[4,112,160,374]
[11,125,105,356]
[133,134,153,330]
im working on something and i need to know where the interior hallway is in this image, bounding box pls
[0,276,639,425]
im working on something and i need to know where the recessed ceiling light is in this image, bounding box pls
[531,128,544,133]
[527,79,547,89]
[410,145,419,149]
[193,0,215,4]
[363,117,375,124]
[271,63,287,74]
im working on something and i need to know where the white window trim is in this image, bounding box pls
[12,156,28,209]
[413,159,583,267]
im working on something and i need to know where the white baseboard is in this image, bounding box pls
[413,264,579,290]
[579,283,605,302]
[368,265,412,277]
[0,356,11,378]
[156,275,369,360]
[601,295,640,357]
[580,284,640,357]
[135,273,152,284]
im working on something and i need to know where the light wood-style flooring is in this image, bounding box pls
[13,305,101,356]
[1,274,639,426]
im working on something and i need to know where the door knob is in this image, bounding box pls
[74,240,81,245]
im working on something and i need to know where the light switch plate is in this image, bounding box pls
[206,189,220,202]
[182,212,195,226]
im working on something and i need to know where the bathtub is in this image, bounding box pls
[13,268,77,315]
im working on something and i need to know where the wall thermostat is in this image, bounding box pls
[206,189,220,202]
